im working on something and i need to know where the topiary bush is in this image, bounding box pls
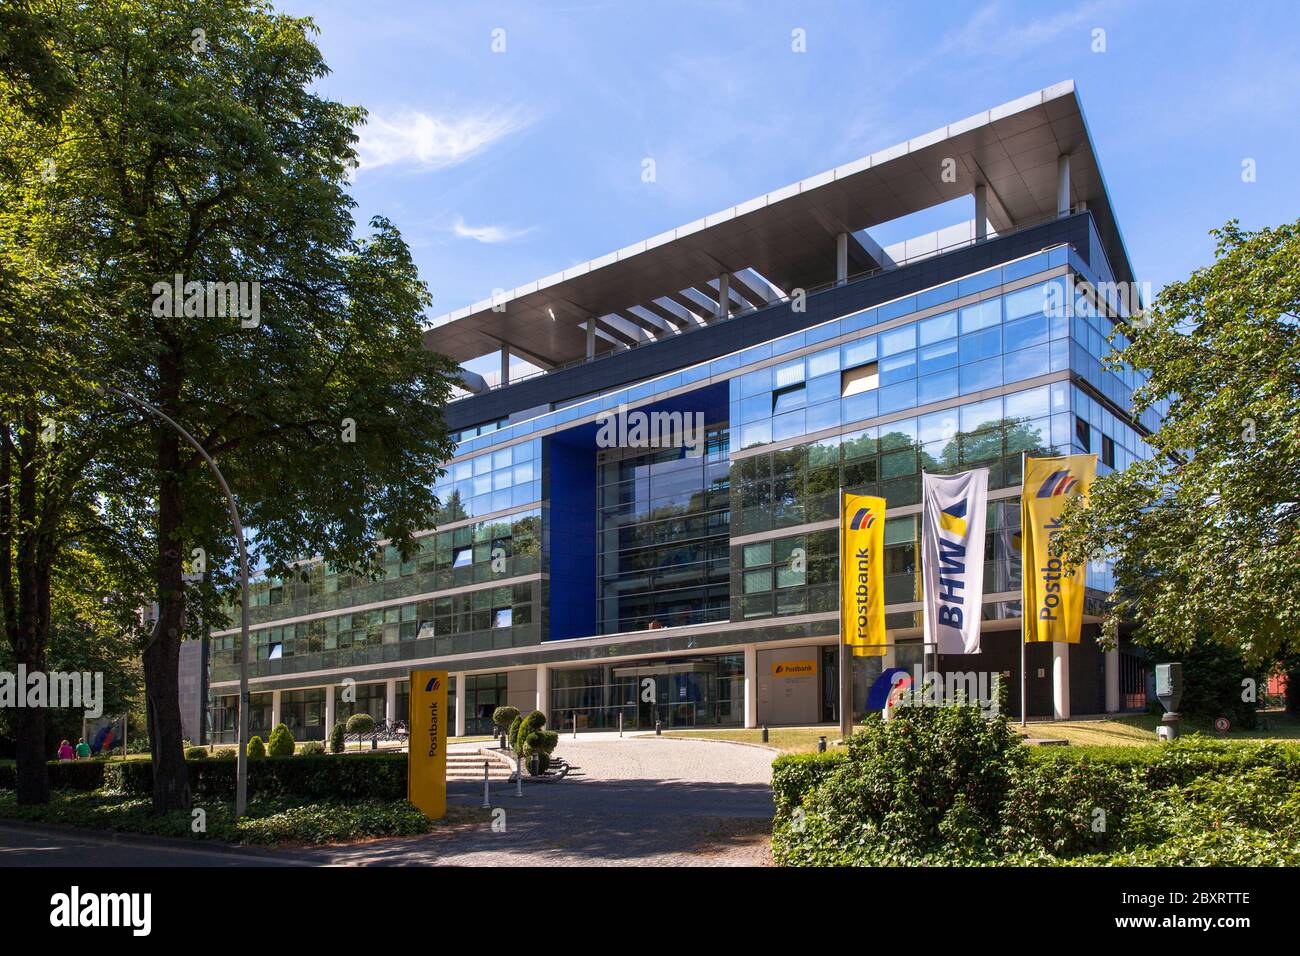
[247,736,266,760]
[268,723,295,757]
[507,714,522,752]
[185,746,208,760]
[299,741,325,756]
[329,722,345,754]
[515,711,559,775]
[346,713,375,751]
[492,706,520,739]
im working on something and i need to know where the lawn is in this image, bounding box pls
[1014,711,1300,747]
[662,726,851,754]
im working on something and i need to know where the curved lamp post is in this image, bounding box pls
[102,386,252,817]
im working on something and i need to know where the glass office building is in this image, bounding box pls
[198,82,1156,739]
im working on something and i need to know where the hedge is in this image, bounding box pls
[104,752,408,800]
[0,760,107,792]
[771,751,845,820]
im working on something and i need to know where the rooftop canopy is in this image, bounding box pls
[424,80,1132,371]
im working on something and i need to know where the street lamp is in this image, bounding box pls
[101,386,252,817]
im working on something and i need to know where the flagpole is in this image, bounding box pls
[1020,450,1028,728]
[838,486,852,741]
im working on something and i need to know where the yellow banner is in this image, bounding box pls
[1021,455,1096,643]
[408,669,448,819]
[841,493,886,657]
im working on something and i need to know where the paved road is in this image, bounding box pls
[0,737,776,867]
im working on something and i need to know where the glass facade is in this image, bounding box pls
[204,215,1158,730]
[597,427,730,632]
[549,654,744,730]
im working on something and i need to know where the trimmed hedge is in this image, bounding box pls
[0,760,107,792]
[104,752,408,800]
[771,751,845,819]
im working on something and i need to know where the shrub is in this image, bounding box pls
[299,741,325,756]
[771,751,845,820]
[104,752,409,800]
[492,706,520,736]
[247,736,266,760]
[346,713,375,751]
[329,722,345,754]
[267,723,295,757]
[507,714,522,752]
[185,746,208,760]
[515,711,559,775]
[774,701,1025,865]
[0,760,106,792]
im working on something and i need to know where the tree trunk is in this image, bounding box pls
[144,353,192,814]
[13,705,50,804]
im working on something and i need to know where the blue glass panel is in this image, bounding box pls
[839,308,877,334]
[878,380,917,414]
[916,282,959,311]
[958,269,1001,297]
[918,311,957,345]
[1005,315,1049,352]
[960,299,1001,334]
[879,297,917,321]
[880,324,917,356]
[805,400,841,433]
[880,351,917,385]
[917,368,958,404]
[959,327,1001,365]
[772,409,805,441]
[959,356,1001,394]
[1004,344,1050,382]
[842,336,877,368]
[918,340,958,376]
[842,390,877,424]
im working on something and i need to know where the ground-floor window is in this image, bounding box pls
[464,673,508,735]
[280,688,326,741]
[210,692,272,744]
[334,681,387,726]
[549,654,744,731]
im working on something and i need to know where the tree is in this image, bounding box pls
[2,1,458,813]
[1055,220,1300,668]
[267,722,294,757]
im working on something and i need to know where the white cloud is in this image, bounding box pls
[450,216,534,244]
[356,108,528,173]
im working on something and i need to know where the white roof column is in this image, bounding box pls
[717,273,730,320]
[836,232,849,285]
[1057,153,1071,217]
[585,318,595,359]
[974,185,988,241]
[499,345,510,387]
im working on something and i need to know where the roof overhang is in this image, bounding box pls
[424,80,1133,366]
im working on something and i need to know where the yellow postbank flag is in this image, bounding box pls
[408,669,448,819]
[1021,455,1097,643]
[841,493,887,657]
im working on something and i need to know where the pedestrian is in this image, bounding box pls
[57,739,74,761]
[75,738,91,759]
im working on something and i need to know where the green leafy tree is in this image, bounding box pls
[2,1,458,813]
[329,721,345,755]
[1056,220,1300,669]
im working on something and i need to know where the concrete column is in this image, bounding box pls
[585,319,595,359]
[499,345,510,386]
[836,232,849,285]
[453,672,466,737]
[974,185,988,241]
[743,644,758,729]
[270,689,282,729]
[1056,154,1071,217]
[535,664,550,725]
[1052,642,1070,719]
[323,684,335,737]
[1104,647,1121,713]
[716,273,730,320]
[385,678,397,722]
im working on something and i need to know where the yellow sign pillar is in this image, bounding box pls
[408,669,448,819]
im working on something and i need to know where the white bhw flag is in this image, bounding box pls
[921,468,989,655]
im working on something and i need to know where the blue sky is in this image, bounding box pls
[279,0,1299,374]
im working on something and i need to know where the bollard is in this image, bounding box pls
[572,712,577,739]
[514,751,523,797]
[481,760,491,809]
[618,712,623,738]
[655,719,662,736]
[818,735,827,753]
[371,734,378,751]
[761,725,768,744]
